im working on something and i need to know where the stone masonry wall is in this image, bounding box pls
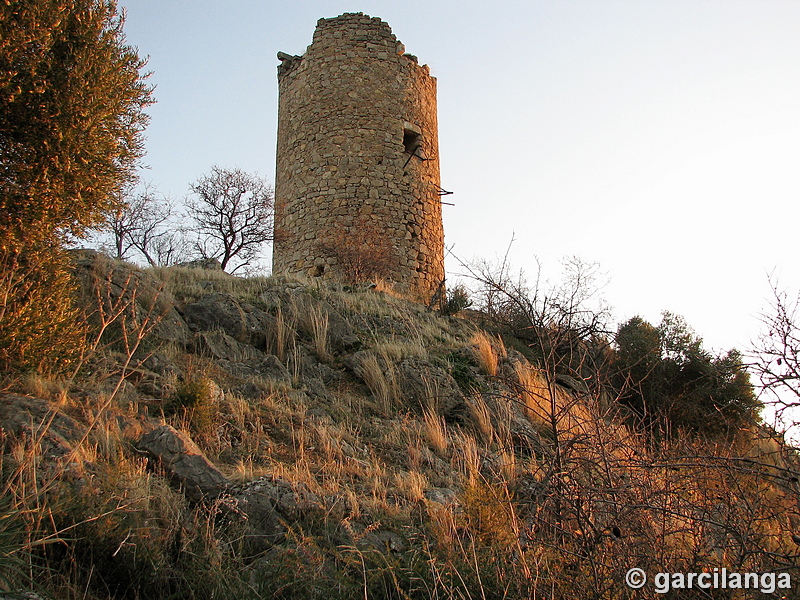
[273,13,445,301]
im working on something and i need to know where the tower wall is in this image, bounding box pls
[273,13,444,301]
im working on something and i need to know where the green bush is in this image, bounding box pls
[168,376,219,437]
[0,246,86,375]
[439,284,473,316]
[614,312,760,436]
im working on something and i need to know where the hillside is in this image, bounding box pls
[1,251,798,600]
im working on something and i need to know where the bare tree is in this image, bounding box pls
[752,275,800,430]
[95,183,185,267]
[186,167,274,273]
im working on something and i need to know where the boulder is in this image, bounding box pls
[357,530,407,554]
[182,293,250,344]
[319,301,362,353]
[231,475,323,545]
[0,394,84,460]
[215,354,292,384]
[70,249,190,348]
[424,487,459,506]
[135,425,228,501]
[242,304,278,351]
[191,330,263,362]
[395,358,465,416]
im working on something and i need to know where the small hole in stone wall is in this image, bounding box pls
[403,129,421,154]
[312,264,325,277]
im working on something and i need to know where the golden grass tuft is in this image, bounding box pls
[471,331,501,376]
[395,470,428,503]
[359,352,398,414]
[467,394,495,443]
[304,303,331,361]
[423,408,448,455]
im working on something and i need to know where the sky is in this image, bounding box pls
[116,0,800,362]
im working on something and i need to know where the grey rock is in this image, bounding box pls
[136,425,228,501]
[234,380,271,400]
[241,304,278,350]
[395,358,465,415]
[301,352,343,384]
[232,475,323,544]
[255,354,292,383]
[320,302,362,352]
[342,349,375,379]
[0,394,83,460]
[304,377,332,401]
[357,530,407,554]
[191,330,263,362]
[182,293,250,344]
[71,249,190,347]
[136,352,183,378]
[424,487,459,506]
[556,373,589,395]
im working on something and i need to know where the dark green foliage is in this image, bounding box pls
[443,349,483,393]
[0,494,33,592]
[0,0,153,246]
[0,0,153,374]
[614,312,760,436]
[168,376,218,437]
[439,284,473,316]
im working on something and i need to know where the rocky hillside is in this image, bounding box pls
[1,251,798,600]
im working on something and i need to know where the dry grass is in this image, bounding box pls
[359,352,398,414]
[454,432,481,482]
[515,362,550,426]
[423,408,448,455]
[19,374,71,403]
[467,394,495,443]
[471,330,501,376]
[304,304,331,361]
[146,265,272,304]
[272,303,297,363]
[4,254,799,600]
[372,335,429,362]
[395,469,428,502]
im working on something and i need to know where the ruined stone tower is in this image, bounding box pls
[273,13,445,301]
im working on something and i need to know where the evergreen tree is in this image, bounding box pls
[614,312,760,437]
[0,0,153,372]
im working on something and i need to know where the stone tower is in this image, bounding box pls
[273,13,445,301]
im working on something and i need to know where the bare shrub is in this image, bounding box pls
[317,216,396,283]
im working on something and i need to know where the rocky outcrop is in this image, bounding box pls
[395,357,465,416]
[71,249,190,348]
[182,293,252,344]
[231,476,324,546]
[135,425,229,501]
[0,394,84,460]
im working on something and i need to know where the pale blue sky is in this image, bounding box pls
[118,0,800,357]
